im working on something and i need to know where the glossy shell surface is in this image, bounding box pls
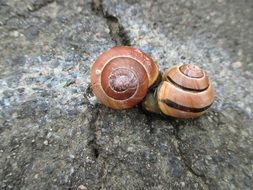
[91,46,159,109]
[158,64,215,118]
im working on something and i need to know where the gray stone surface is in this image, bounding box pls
[0,0,252,189]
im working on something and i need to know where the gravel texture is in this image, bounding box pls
[0,0,253,189]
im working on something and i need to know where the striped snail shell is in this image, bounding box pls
[156,64,215,118]
[91,46,160,109]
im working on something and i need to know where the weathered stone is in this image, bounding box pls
[0,0,252,189]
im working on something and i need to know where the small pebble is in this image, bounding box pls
[43,140,49,146]
[206,155,212,160]
[78,185,87,190]
[232,61,242,69]
[180,182,185,187]
[10,31,19,37]
[69,154,75,160]
[27,5,34,11]
[127,147,134,152]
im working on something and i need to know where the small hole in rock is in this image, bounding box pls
[93,147,100,158]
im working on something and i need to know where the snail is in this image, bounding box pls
[91,46,160,109]
[142,64,215,118]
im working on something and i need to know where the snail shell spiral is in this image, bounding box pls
[91,46,159,109]
[157,64,215,118]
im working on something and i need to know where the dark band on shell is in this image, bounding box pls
[166,75,209,92]
[161,99,213,113]
[156,64,215,118]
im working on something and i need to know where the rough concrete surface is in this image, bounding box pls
[0,0,252,189]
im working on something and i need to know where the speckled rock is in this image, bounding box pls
[0,0,252,189]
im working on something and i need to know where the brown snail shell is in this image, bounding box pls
[91,46,160,109]
[157,64,215,118]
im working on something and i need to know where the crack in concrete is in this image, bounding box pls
[91,0,131,46]
[140,110,209,186]
[88,0,131,163]
[87,106,100,160]
[83,84,101,160]
[105,15,131,46]
[173,124,209,188]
